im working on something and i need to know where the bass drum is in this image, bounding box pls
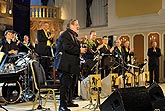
[0,81,22,103]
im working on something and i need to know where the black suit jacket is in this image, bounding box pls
[147,47,161,66]
[36,29,52,56]
[1,39,18,54]
[54,29,80,75]
[99,45,111,68]
[112,46,125,66]
[122,46,134,64]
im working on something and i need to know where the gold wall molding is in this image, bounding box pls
[116,0,162,18]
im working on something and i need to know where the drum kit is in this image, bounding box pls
[0,51,36,104]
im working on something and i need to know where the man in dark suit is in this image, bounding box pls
[111,39,125,76]
[122,40,134,64]
[1,30,18,55]
[19,35,34,53]
[147,41,161,84]
[97,36,112,79]
[54,19,86,111]
[36,22,54,79]
[82,31,99,77]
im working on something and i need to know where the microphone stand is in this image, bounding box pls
[83,51,102,111]
[112,51,136,88]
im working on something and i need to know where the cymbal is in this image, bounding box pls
[9,54,21,58]
[17,52,27,56]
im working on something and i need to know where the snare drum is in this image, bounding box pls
[0,81,22,103]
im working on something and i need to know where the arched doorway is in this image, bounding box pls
[133,34,144,64]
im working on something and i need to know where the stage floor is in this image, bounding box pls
[1,83,165,111]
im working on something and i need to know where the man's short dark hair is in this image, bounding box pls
[90,30,96,35]
[102,35,108,39]
[4,30,13,36]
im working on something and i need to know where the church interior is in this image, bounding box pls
[0,0,165,111]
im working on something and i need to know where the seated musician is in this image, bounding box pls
[19,35,34,53]
[1,30,19,63]
[97,36,112,79]
[11,30,21,46]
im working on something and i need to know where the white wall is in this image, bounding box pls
[76,0,86,28]
[78,0,165,37]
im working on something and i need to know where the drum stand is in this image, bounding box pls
[0,105,8,111]
[18,58,35,102]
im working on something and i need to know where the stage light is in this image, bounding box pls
[9,9,12,14]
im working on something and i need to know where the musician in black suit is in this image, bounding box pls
[36,22,53,56]
[147,41,161,84]
[82,31,99,77]
[97,36,111,79]
[54,19,86,111]
[19,35,34,53]
[0,30,19,64]
[35,22,54,79]
[111,39,125,75]
[83,30,99,60]
[1,30,18,55]
[122,40,134,64]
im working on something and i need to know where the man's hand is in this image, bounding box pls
[48,33,55,40]
[80,48,87,54]
[97,44,104,50]
[110,46,114,53]
[8,50,18,54]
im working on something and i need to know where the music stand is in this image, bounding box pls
[83,74,101,111]
[111,55,136,88]
[82,59,98,71]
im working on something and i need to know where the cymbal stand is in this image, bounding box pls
[21,62,34,102]
[0,105,8,111]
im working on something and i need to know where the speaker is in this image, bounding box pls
[147,82,164,102]
[99,87,152,111]
[152,98,165,111]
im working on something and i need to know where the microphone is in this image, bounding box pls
[138,59,147,68]
[47,30,51,37]
[114,48,119,57]
[144,59,147,64]
[47,32,51,37]
[101,53,112,56]
[55,52,62,59]
[59,52,62,55]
